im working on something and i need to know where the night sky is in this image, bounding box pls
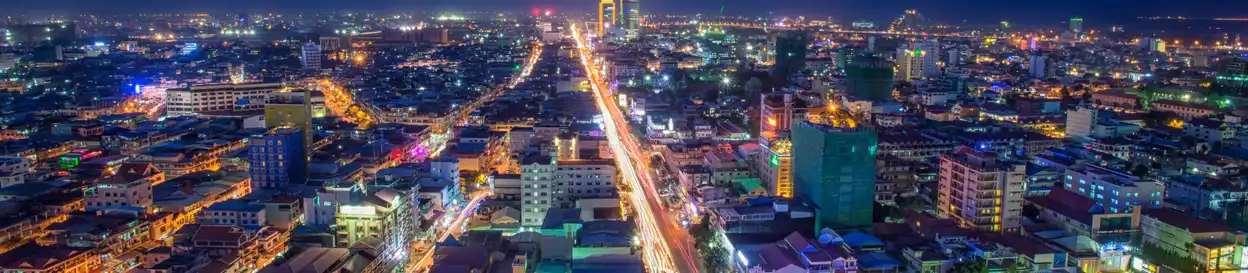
[2,0,1245,26]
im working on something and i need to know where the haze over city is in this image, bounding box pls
[0,1,1245,273]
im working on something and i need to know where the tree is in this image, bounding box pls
[952,258,988,273]
[744,77,763,97]
[1131,165,1150,176]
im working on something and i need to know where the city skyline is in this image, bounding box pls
[2,0,1247,25]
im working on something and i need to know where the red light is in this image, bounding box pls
[532,8,540,16]
[545,9,553,16]
[393,151,402,158]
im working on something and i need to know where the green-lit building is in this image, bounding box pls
[791,120,878,231]
[845,53,895,101]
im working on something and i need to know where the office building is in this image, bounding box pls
[520,156,618,226]
[938,146,1025,231]
[598,0,617,35]
[249,127,307,190]
[845,53,895,101]
[896,48,923,81]
[771,31,808,86]
[1029,54,1053,79]
[319,36,343,51]
[1065,106,1098,139]
[1139,37,1167,52]
[1063,163,1164,213]
[792,120,877,230]
[755,92,814,197]
[622,0,641,38]
[265,91,317,145]
[301,43,322,70]
[165,83,284,117]
[760,93,814,135]
[896,41,939,80]
[902,9,923,30]
[835,47,865,70]
[1070,17,1083,33]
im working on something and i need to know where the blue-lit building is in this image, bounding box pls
[250,127,307,189]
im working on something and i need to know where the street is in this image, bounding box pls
[570,22,701,273]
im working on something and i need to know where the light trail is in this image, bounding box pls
[570,22,700,273]
[406,191,488,272]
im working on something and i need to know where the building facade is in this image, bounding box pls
[791,121,878,230]
[938,146,1026,231]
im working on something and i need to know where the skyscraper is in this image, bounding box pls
[895,48,923,81]
[770,31,808,86]
[1029,54,1052,79]
[265,91,315,146]
[301,43,322,70]
[938,146,1025,232]
[755,92,815,197]
[250,127,308,190]
[622,0,641,39]
[598,0,617,35]
[792,120,878,231]
[1070,17,1083,33]
[845,53,894,101]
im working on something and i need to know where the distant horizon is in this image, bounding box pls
[1,0,1245,28]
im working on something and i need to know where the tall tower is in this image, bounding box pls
[938,146,1025,232]
[1070,17,1083,33]
[598,0,617,35]
[622,0,641,38]
[301,43,322,70]
[792,120,877,231]
[845,53,894,101]
[770,31,809,86]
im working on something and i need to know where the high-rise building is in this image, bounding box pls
[792,120,878,230]
[598,0,617,35]
[895,41,940,80]
[1029,54,1051,79]
[1070,17,1083,33]
[301,43,322,70]
[845,53,894,101]
[622,0,641,38]
[771,31,809,86]
[265,91,315,147]
[895,48,923,81]
[519,155,618,226]
[901,9,923,31]
[249,127,308,190]
[938,146,1025,231]
[1065,106,1099,139]
[755,93,814,197]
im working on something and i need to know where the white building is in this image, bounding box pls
[0,156,32,173]
[1063,163,1164,213]
[196,201,268,226]
[520,156,617,226]
[165,83,285,117]
[1065,107,1098,139]
[1029,55,1049,79]
[938,147,1025,231]
[301,43,322,70]
[0,53,17,72]
[84,163,162,210]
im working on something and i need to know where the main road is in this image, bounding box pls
[570,23,700,273]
